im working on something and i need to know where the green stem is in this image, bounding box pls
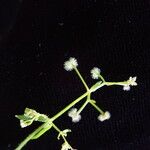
[51,91,89,121]
[98,74,105,82]
[105,81,127,86]
[89,101,104,114]
[77,93,91,114]
[15,92,89,150]
[52,123,66,142]
[17,80,122,149]
[15,121,51,150]
[52,123,72,149]
[74,67,89,91]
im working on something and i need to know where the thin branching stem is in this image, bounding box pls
[15,57,137,150]
[74,67,89,91]
[15,121,51,150]
[51,91,89,121]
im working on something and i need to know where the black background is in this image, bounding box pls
[0,0,150,150]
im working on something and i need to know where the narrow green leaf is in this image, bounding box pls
[90,81,102,92]
[15,115,32,121]
[31,124,52,140]
[37,115,48,122]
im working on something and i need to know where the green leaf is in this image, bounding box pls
[37,115,48,122]
[31,124,52,140]
[15,115,32,121]
[24,108,32,114]
[90,81,102,92]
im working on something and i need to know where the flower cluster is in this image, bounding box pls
[64,57,78,71]
[98,111,111,122]
[90,67,101,79]
[123,76,137,91]
[68,108,81,123]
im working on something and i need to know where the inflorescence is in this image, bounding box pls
[15,57,137,150]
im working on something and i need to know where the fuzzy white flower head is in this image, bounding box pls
[64,57,78,71]
[68,108,81,123]
[123,85,130,91]
[91,67,101,79]
[98,111,111,122]
[123,76,137,91]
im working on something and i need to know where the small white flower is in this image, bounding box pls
[123,76,137,91]
[68,108,81,123]
[64,57,78,71]
[128,76,137,86]
[61,142,77,150]
[61,142,72,150]
[91,67,101,79]
[123,85,130,91]
[98,111,111,122]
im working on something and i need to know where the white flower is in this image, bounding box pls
[61,142,72,150]
[68,108,81,123]
[128,76,137,86]
[123,85,130,91]
[61,142,77,150]
[98,111,111,122]
[123,76,137,91]
[90,67,101,79]
[64,57,78,71]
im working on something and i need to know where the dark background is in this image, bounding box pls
[0,0,150,149]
